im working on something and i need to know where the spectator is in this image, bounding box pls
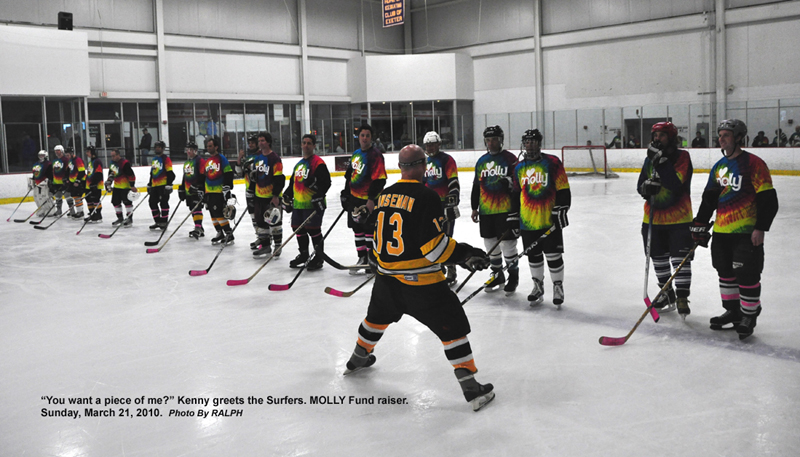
[751,131,769,147]
[771,129,788,147]
[606,132,622,149]
[627,134,640,148]
[139,128,152,164]
[691,131,707,148]
[788,126,800,147]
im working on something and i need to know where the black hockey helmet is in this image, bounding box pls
[522,129,543,143]
[85,145,96,155]
[248,135,258,144]
[154,140,167,149]
[483,125,504,139]
[186,141,198,150]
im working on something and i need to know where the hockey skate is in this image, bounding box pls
[250,239,260,250]
[527,278,544,306]
[553,281,564,307]
[455,368,495,412]
[252,241,272,258]
[503,269,519,296]
[350,255,369,276]
[211,231,226,245]
[223,232,235,246]
[484,269,505,293]
[676,297,690,319]
[112,217,124,227]
[289,251,309,269]
[123,217,133,228]
[710,306,742,331]
[306,253,324,271]
[653,288,677,313]
[188,227,205,239]
[736,307,760,340]
[70,211,84,220]
[149,223,162,231]
[344,345,376,375]
[272,242,282,258]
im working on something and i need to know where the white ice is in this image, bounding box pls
[1,170,799,457]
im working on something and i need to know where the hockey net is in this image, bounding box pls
[561,145,619,178]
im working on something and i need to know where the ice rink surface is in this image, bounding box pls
[1,169,799,457]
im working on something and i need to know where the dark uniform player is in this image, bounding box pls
[637,122,694,317]
[84,146,104,223]
[236,135,260,248]
[204,137,235,245]
[340,124,387,272]
[31,150,53,217]
[107,149,137,227]
[64,147,86,220]
[49,145,68,216]
[423,130,460,286]
[251,132,285,257]
[691,119,779,340]
[282,134,331,270]
[511,129,571,306]
[471,125,520,293]
[147,141,176,230]
[179,142,206,239]
[342,144,494,412]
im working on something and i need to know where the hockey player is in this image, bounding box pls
[83,146,104,223]
[691,119,779,340]
[64,147,86,220]
[342,144,495,412]
[31,150,53,217]
[180,142,206,239]
[637,122,694,316]
[49,145,68,216]
[340,124,387,273]
[282,134,331,270]
[236,135,260,248]
[250,132,285,257]
[470,125,520,293]
[511,129,571,306]
[423,130,461,286]
[204,137,235,245]
[107,149,137,227]
[147,141,176,230]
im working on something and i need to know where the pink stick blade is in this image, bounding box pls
[75,231,81,235]
[324,287,344,297]
[146,248,159,254]
[599,336,627,346]
[268,284,290,291]
[98,234,111,239]
[644,297,660,322]
[189,270,208,277]
[227,279,249,286]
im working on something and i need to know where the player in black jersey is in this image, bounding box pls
[180,142,206,239]
[342,144,495,412]
[84,146,104,222]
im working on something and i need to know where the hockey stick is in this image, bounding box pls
[324,275,375,297]
[75,193,107,235]
[642,199,661,323]
[29,195,60,225]
[268,208,346,291]
[460,227,554,306]
[454,232,507,293]
[226,211,318,286]
[6,187,34,222]
[188,207,249,275]
[15,195,54,223]
[599,243,698,346]
[32,200,75,230]
[147,199,206,253]
[98,196,148,239]
[143,196,190,246]
[322,253,365,271]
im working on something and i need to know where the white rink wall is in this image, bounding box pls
[2,147,799,201]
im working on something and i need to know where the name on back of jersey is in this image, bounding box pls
[377,193,416,212]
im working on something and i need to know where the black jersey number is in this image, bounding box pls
[375,212,405,256]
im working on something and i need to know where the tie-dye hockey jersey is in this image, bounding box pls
[51,157,67,185]
[512,153,570,231]
[425,152,459,202]
[32,160,51,185]
[182,156,205,192]
[204,153,233,194]
[252,151,284,199]
[149,155,174,187]
[85,158,104,189]
[639,149,693,226]
[109,159,135,190]
[704,151,774,234]
[347,146,386,200]
[471,150,518,215]
[288,154,331,209]
[68,157,86,184]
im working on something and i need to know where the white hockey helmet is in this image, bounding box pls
[266,207,282,225]
[54,145,65,153]
[38,150,48,159]
[423,131,441,145]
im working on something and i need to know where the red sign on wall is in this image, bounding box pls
[383,0,404,28]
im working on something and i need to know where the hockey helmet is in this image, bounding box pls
[186,141,198,150]
[38,150,48,159]
[651,122,678,142]
[483,125,504,139]
[423,131,441,144]
[154,140,167,152]
[128,189,140,201]
[54,145,65,153]
[85,145,96,156]
[248,135,258,144]
[718,119,747,145]
[522,129,543,143]
[266,206,282,225]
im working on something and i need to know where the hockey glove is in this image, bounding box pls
[639,178,661,198]
[27,178,34,191]
[104,179,113,193]
[690,219,713,248]
[351,205,369,225]
[505,211,520,239]
[459,247,490,272]
[551,205,569,230]
[647,141,669,166]
[311,195,326,213]
[222,185,232,202]
[444,193,460,221]
[164,185,173,195]
[340,189,349,210]
[178,188,186,201]
[281,193,293,213]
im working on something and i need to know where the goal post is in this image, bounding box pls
[561,145,619,178]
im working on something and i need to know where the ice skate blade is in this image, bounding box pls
[471,391,495,412]
[528,297,543,307]
[484,285,502,293]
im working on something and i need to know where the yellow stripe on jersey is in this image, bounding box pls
[420,233,457,264]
